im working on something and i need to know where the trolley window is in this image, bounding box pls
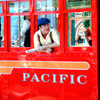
[34,0,60,52]
[34,14,60,52]
[36,0,58,12]
[38,14,58,30]
[8,1,31,48]
[10,15,30,47]
[0,16,4,47]
[67,12,92,47]
[0,3,2,14]
[8,2,29,13]
[66,0,91,9]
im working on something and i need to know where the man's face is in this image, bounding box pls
[39,24,50,34]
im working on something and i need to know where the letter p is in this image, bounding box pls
[22,73,30,81]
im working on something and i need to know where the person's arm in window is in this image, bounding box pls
[20,20,30,38]
[16,20,30,46]
[34,29,60,53]
[42,29,60,49]
[34,33,52,53]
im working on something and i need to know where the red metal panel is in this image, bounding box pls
[0,0,98,100]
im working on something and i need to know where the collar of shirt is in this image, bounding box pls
[38,30,51,39]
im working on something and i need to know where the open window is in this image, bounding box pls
[38,14,58,30]
[35,0,59,30]
[0,16,4,47]
[10,15,29,47]
[34,0,60,52]
[8,1,30,49]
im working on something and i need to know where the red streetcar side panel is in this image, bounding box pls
[0,0,98,100]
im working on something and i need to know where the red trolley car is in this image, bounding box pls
[0,0,98,100]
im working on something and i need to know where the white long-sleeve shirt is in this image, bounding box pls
[21,20,30,37]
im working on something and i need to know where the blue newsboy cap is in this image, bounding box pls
[37,18,50,26]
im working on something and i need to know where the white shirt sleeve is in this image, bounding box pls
[21,20,30,37]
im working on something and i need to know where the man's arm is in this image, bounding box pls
[36,29,60,52]
[37,42,59,51]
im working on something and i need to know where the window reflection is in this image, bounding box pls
[68,12,92,47]
[66,0,91,9]
[38,14,58,30]
[11,15,30,47]
[0,17,4,47]
[9,2,29,13]
[36,0,58,12]
[0,4,2,13]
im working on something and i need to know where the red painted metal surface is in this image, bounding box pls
[0,0,98,100]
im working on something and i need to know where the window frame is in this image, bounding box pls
[0,0,97,54]
[64,0,97,52]
[6,0,31,51]
[0,1,8,51]
[32,0,63,53]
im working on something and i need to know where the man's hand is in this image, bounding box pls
[37,46,46,52]
[37,46,52,53]
[46,48,52,54]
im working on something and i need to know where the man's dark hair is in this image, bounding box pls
[24,16,27,20]
[23,10,30,20]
